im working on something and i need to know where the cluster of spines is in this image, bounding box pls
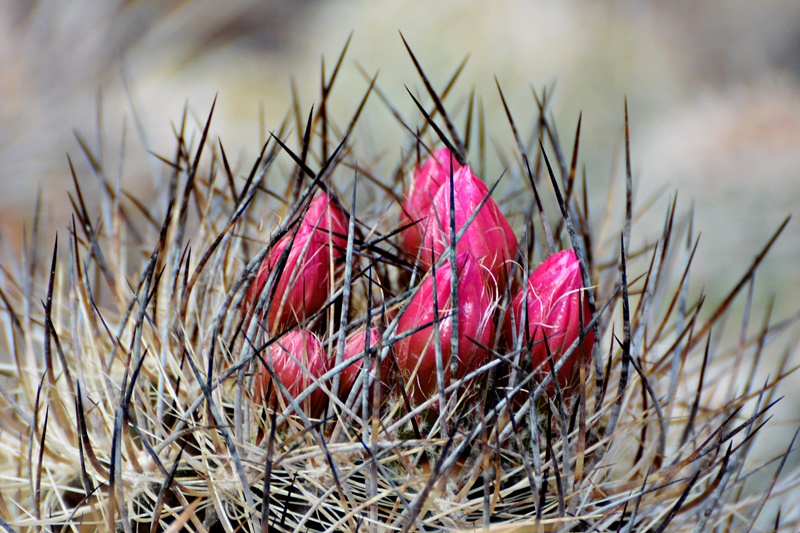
[0,35,797,533]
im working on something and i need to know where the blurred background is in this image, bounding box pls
[2,0,800,314]
[2,0,800,503]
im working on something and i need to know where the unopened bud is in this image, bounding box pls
[505,249,594,395]
[247,193,348,333]
[257,329,329,418]
[420,166,517,291]
[399,147,462,259]
[394,252,495,404]
[339,328,388,398]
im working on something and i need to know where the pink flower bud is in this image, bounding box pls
[504,249,594,395]
[247,193,348,334]
[257,329,329,417]
[420,166,518,292]
[399,148,462,258]
[303,192,349,253]
[394,252,495,404]
[339,328,388,398]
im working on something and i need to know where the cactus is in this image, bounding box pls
[0,38,798,533]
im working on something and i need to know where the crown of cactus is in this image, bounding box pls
[0,37,798,533]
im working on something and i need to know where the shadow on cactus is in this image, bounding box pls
[0,36,798,532]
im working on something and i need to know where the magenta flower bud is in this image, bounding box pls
[339,328,387,397]
[257,329,329,417]
[399,147,462,258]
[504,249,594,394]
[303,192,349,253]
[394,252,495,404]
[247,193,348,334]
[420,166,518,292]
